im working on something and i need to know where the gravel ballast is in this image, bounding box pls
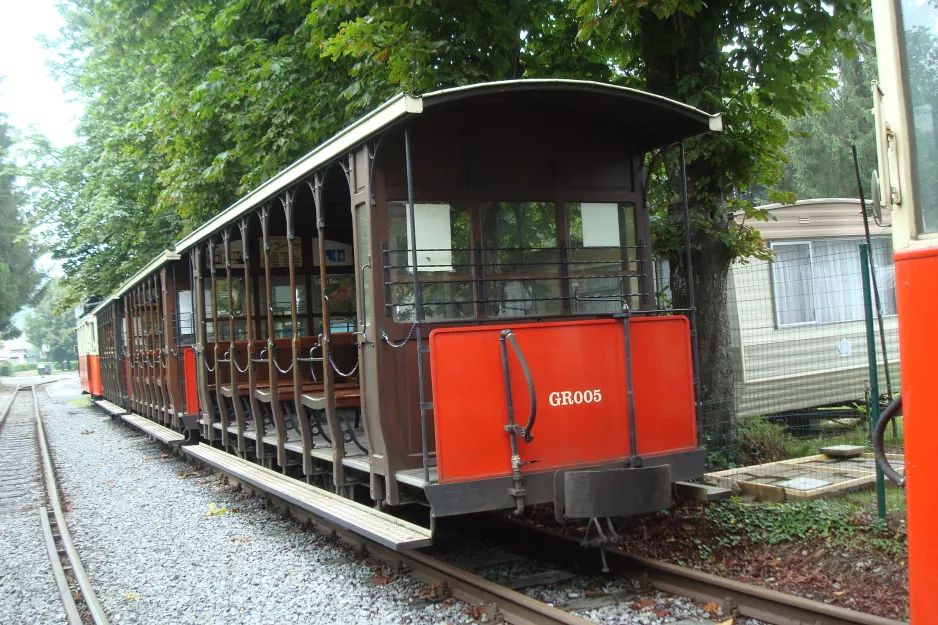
[39,379,470,625]
[0,387,67,625]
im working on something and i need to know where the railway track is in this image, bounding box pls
[0,383,109,625]
[183,455,905,625]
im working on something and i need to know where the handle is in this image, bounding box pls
[500,329,537,443]
[872,395,905,487]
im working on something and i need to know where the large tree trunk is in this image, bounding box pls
[641,7,737,454]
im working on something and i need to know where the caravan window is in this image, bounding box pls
[771,238,896,327]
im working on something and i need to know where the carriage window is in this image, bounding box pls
[204,278,247,341]
[177,290,195,346]
[312,274,356,333]
[357,204,372,330]
[566,202,639,313]
[387,201,473,323]
[258,276,308,338]
[481,202,561,318]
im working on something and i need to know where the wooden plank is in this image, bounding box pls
[182,443,431,550]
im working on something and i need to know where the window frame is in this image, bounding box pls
[770,237,898,329]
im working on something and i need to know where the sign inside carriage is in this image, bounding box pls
[312,239,354,267]
[259,237,304,268]
[429,317,698,484]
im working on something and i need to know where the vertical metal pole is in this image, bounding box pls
[405,127,430,483]
[860,243,887,520]
[679,142,702,432]
[852,145,895,423]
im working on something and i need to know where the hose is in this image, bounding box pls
[872,395,905,487]
[502,330,536,443]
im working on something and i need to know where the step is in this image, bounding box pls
[674,480,733,502]
[182,443,431,550]
[121,413,185,444]
[94,399,127,416]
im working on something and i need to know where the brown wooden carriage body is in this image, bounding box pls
[90,80,722,532]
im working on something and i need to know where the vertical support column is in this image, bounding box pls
[860,243,887,519]
[679,142,702,439]
[162,266,183,429]
[193,244,215,442]
[404,127,431,483]
[284,191,313,477]
[259,205,288,470]
[312,174,346,491]
[124,294,135,412]
[240,218,264,463]
[222,231,246,451]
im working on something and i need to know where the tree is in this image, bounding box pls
[25,279,77,369]
[781,52,879,200]
[0,112,43,338]
[38,0,868,446]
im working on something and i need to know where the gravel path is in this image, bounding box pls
[0,387,68,625]
[39,379,470,625]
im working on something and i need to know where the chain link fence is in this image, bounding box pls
[668,237,906,516]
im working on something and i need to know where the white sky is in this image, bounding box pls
[0,0,82,148]
[0,0,80,285]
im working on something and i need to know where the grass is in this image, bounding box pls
[66,397,93,408]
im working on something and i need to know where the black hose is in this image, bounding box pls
[504,331,536,443]
[872,395,905,487]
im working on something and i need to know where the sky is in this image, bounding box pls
[0,0,80,287]
[0,0,82,148]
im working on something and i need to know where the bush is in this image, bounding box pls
[736,416,791,465]
[0,363,12,376]
[12,363,36,373]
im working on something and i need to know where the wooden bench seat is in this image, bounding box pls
[254,381,358,404]
[301,386,361,410]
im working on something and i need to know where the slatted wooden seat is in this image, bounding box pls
[301,386,361,410]
[255,381,357,403]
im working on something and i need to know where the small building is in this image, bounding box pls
[728,198,900,419]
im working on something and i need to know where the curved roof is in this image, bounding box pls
[174,79,720,253]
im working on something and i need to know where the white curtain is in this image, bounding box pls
[773,243,815,325]
[811,240,866,323]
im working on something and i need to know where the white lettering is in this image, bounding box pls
[546,389,603,406]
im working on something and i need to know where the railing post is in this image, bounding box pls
[860,242,887,520]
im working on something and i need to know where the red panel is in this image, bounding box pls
[183,347,199,414]
[429,317,696,484]
[79,355,90,393]
[895,248,938,622]
[89,355,102,397]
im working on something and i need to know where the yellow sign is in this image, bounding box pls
[260,237,302,268]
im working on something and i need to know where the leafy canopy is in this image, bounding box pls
[25,278,77,366]
[0,114,43,337]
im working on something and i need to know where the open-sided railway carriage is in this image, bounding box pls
[82,80,722,547]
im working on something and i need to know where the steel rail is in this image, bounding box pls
[492,517,905,625]
[32,385,111,625]
[207,471,588,625]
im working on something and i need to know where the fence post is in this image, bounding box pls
[859,243,887,519]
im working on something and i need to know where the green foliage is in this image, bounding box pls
[0,363,11,376]
[25,279,78,367]
[706,498,907,555]
[780,52,879,200]
[0,114,43,333]
[736,416,792,465]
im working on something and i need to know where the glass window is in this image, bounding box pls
[357,204,372,330]
[771,238,897,327]
[899,0,938,232]
[206,278,245,316]
[312,274,356,333]
[177,290,195,346]
[258,276,307,316]
[388,201,473,322]
[217,320,248,342]
[566,202,638,313]
[481,201,560,318]
[260,319,310,339]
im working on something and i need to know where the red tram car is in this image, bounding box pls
[85,80,722,548]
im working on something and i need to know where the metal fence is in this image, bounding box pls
[664,238,905,516]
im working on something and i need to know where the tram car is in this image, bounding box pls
[76,312,102,397]
[85,80,722,544]
[868,0,938,618]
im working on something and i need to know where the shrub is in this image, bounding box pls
[0,363,12,376]
[736,416,791,465]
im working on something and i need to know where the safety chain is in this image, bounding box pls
[203,349,217,373]
[273,355,294,375]
[234,352,250,374]
[329,353,359,378]
[380,323,416,348]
